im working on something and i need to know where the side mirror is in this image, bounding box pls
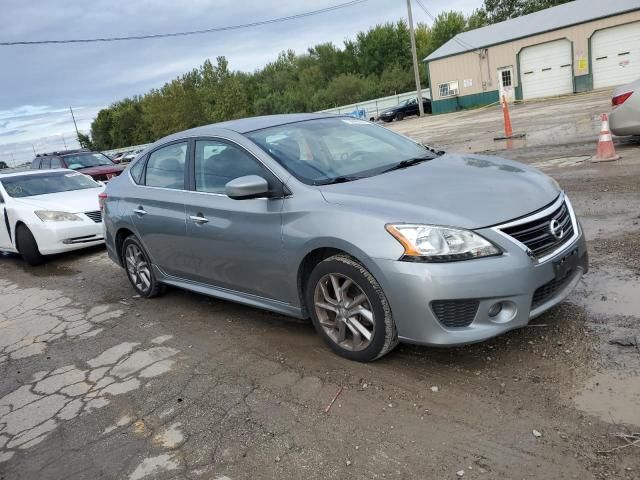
[225,175,270,200]
[97,180,106,187]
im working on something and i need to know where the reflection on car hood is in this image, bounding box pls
[319,153,560,229]
[13,187,104,214]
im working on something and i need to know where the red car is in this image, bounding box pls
[31,149,125,181]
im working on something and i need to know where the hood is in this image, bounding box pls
[319,153,560,229]
[13,187,104,213]
[77,164,125,175]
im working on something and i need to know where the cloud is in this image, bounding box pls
[0,129,28,137]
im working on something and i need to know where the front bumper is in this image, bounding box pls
[29,220,104,255]
[372,227,588,346]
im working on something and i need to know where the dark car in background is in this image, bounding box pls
[379,97,432,122]
[31,149,125,181]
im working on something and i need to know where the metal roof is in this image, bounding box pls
[425,0,640,62]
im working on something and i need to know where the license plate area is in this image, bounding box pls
[553,248,579,281]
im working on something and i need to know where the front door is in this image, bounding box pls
[498,66,515,103]
[0,197,13,250]
[129,141,191,278]
[183,138,286,301]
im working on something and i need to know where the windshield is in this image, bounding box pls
[1,171,99,198]
[63,153,113,170]
[247,117,433,185]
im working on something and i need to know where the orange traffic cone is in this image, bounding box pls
[592,113,620,162]
[494,96,525,141]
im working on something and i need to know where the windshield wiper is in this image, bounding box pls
[379,156,432,174]
[316,175,363,185]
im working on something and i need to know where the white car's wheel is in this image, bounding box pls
[16,225,45,266]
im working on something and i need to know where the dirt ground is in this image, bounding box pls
[1,90,640,480]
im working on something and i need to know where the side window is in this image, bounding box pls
[40,158,51,169]
[194,140,266,194]
[144,142,187,189]
[50,157,62,168]
[32,158,41,169]
[129,156,146,184]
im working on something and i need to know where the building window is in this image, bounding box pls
[438,81,459,98]
[501,69,512,87]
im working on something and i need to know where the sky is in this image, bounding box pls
[0,0,479,166]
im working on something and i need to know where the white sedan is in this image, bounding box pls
[0,169,105,265]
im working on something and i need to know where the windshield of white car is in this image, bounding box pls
[1,172,99,198]
[63,153,114,170]
[247,117,435,185]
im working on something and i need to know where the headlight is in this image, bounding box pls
[385,224,501,262]
[35,211,82,222]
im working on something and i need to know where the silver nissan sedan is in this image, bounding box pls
[102,114,588,362]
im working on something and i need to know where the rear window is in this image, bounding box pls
[1,172,99,198]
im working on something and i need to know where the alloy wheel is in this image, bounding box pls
[125,243,152,293]
[313,273,375,351]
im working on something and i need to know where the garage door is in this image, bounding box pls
[592,22,640,89]
[520,39,573,100]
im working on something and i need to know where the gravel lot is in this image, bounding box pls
[1,90,639,480]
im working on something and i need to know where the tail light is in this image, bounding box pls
[612,91,633,106]
[98,192,107,212]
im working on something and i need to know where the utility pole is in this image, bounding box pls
[406,0,424,116]
[69,106,80,138]
[10,153,15,167]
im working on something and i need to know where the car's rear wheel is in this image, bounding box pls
[122,235,163,298]
[16,225,46,266]
[306,254,398,362]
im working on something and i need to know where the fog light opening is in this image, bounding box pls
[488,302,503,318]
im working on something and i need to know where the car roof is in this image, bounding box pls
[0,168,76,179]
[157,113,340,144]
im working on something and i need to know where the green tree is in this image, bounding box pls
[466,9,488,30]
[429,11,467,55]
[77,132,94,150]
[482,0,571,24]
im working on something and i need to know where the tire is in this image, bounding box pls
[395,112,404,121]
[121,235,164,298]
[382,118,392,123]
[16,225,45,266]
[305,254,398,362]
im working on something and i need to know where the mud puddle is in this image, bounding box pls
[574,371,640,427]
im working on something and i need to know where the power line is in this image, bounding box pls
[413,0,478,53]
[0,0,368,46]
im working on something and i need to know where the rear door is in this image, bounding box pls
[182,137,286,300]
[129,141,192,278]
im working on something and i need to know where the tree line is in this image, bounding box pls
[85,0,570,150]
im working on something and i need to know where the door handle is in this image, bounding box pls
[189,215,209,224]
[133,207,147,216]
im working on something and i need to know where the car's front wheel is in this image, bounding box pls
[395,112,405,121]
[16,225,45,266]
[306,254,398,362]
[122,235,163,298]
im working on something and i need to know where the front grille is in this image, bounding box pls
[531,268,576,309]
[500,200,574,259]
[431,299,479,328]
[84,210,102,223]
